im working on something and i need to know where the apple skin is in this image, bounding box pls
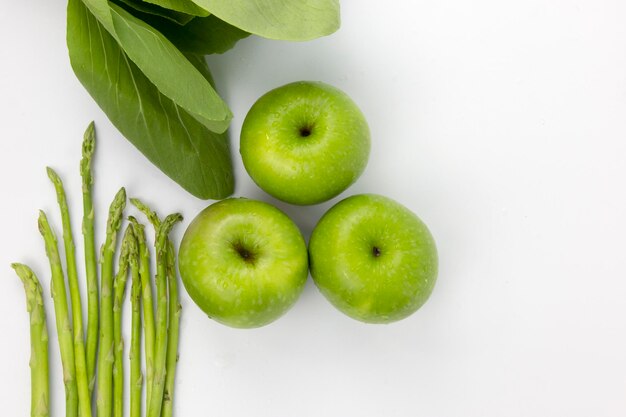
[178,198,309,328]
[308,194,438,324]
[240,81,370,205]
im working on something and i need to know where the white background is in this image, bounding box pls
[1,0,626,415]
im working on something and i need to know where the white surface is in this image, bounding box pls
[1,0,626,415]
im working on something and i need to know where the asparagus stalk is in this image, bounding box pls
[96,188,126,417]
[129,217,156,405]
[130,198,160,228]
[113,226,134,417]
[130,198,160,406]
[129,232,143,417]
[132,199,183,417]
[80,122,99,390]
[12,263,50,417]
[147,214,182,417]
[38,211,78,417]
[47,167,92,417]
[162,241,181,417]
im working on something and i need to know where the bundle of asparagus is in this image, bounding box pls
[12,123,182,417]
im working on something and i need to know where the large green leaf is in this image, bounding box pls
[79,0,231,133]
[68,0,234,199]
[114,0,196,25]
[109,3,230,132]
[187,0,340,41]
[185,54,216,86]
[147,14,249,55]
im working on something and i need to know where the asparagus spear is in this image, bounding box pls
[47,167,92,417]
[80,122,99,390]
[130,198,161,405]
[132,199,183,417]
[12,263,50,417]
[38,211,78,417]
[96,188,126,417]
[129,198,161,406]
[162,241,181,417]
[130,198,160,229]
[129,216,156,405]
[129,231,143,417]
[113,226,134,417]
[147,213,182,417]
[130,198,181,417]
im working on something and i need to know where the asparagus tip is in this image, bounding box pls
[37,210,48,233]
[83,121,96,147]
[81,122,96,187]
[82,125,96,158]
[131,198,161,229]
[10,262,31,280]
[46,166,60,183]
[106,188,127,234]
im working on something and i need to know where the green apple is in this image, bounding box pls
[309,194,438,324]
[178,198,308,328]
[240,81,371,205]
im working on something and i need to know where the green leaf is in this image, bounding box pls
[68,0,234,199]
[78,0,231,133]
[187,0,340,41]
[141,0,208,17]
[113,0,196,25]
[109,3,231,132]
[184,54,216,87]
[147,14,249,55]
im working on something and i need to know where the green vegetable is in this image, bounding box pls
[67,0,234,199]
[131,198,161,229]
[147,14,250,55]
[73,0,231,132]
[131,199,181,417]
[47,168,92,417]
[12,263,49,417]
[113,226,134,417]
[76,0,229,132]
[80,123,99,393]
[129,231,143,417]
[38,211,78,417]
[162,241,181,417]
[115,0,197,25]
[129,217,156,404]
[147,213,182,417]
[96,187,126,417]
[107,3,232,133]
[186,0,340,41]
[14,124,187,416]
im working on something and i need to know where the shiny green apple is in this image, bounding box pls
[178,198,308,328]
[240,81,371,205]
[309,194,438,323]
